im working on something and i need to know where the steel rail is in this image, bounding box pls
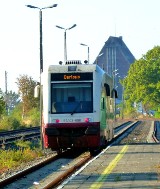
[0,121,140,188]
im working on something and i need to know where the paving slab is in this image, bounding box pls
[59,143,160,189]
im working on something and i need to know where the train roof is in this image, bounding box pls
[47,61,108,76]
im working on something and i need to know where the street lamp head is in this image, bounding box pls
[49,4,58,8]
[26,5,39,9]
[26,4,58,10]
[56,24,77,31]
[80,43,88,47]
[42,4,58,9]
[68,24,77,30]
[56,25,65,30]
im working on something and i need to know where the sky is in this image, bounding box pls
[0,0,160,93]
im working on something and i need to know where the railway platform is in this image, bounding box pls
[59,122,160,189]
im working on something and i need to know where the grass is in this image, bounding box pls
[0,139,44,175]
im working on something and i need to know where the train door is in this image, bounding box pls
[100,96,106,129]
[100,86,108,145]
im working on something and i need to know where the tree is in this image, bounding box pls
[124,46,160,114]
[0,89,5,117]
[16,75,39,118]
[4,90,20,114]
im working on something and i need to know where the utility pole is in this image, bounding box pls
[5,71,7,94]
[5,71,8,114]
[26,3,58,149]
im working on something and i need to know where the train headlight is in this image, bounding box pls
[84,118,91,122]
[56,119,60,123]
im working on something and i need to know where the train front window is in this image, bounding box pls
[51,83,93,114]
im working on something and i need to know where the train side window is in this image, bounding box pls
[111,89,118,98]
[103,98,105,109]
[104,83,110,96]
[101,97,105,109]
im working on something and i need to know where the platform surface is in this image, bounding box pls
[60,143,160,189]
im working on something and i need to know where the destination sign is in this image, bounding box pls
[64,75,80,80]
[51,73,93,81]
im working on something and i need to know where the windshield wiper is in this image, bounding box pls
[71,102,81,115]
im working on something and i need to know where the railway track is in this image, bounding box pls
[0,127,40,137]
[0,127,40,148]
[0,120,142,189]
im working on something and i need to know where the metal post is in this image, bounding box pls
[112,69,118,121]
[113,72,116,121]
[39,10,43,73]
[39,9,43,149]
[80,43,89,64]
[87,46,89,64]
[122,84,124,119]
[26,4,57,149]
[56,24,76,64]
[64,30,67,63]
[114,48,117,121]
[5,71,8,115]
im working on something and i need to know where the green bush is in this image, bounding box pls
[155,111,160,118]
[0,116,21,131]
[27,107,40,126]
[0,147,43,170]
[10,103,23,123]
[0,140,43,173]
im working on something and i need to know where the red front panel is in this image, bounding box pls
[42,122,100,150]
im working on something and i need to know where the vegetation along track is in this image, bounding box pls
[0,150,91,189]
[0,120,157,189]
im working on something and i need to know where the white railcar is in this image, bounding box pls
[41,61,117,153]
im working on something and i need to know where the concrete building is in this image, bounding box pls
[94,36,135,103]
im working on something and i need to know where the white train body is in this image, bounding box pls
[42,61,117,152]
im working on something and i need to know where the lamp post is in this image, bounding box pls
[80,43,89,64]
[26,4,57,148]
[56,24,77,63]
[112,69,118,121]
[121,76,127,119]
[26,4,57,73]
[121,82,124,119]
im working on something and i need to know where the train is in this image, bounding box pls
[40,60,117,154]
